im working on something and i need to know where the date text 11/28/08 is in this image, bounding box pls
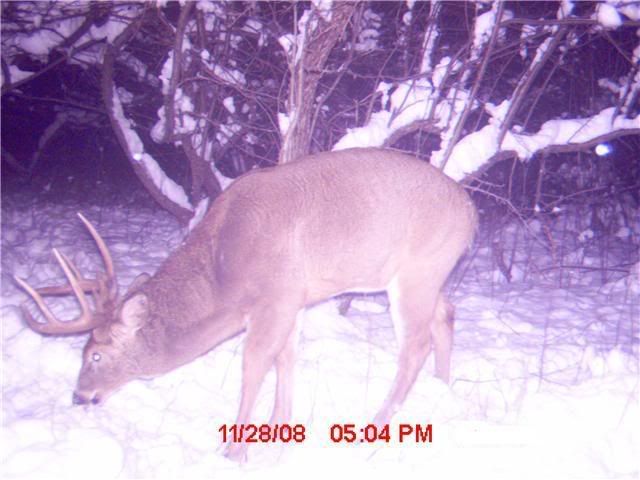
[218,423,433,444]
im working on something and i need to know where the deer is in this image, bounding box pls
[14,147,478,461]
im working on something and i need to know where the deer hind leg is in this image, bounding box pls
[224,303,299,462]
[373,276,441,426]
[431,294,454,383]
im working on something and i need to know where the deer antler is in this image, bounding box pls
[14,213,118,335]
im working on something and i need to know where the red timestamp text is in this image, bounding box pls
[218,423,306,444]
[329,423,432,444]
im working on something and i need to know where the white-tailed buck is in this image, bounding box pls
[15,148,477,461]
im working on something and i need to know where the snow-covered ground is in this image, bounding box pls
[1,188,638,479]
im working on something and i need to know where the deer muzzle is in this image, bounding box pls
[72,391,101,405]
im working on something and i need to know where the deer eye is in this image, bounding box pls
[92,352,102,362]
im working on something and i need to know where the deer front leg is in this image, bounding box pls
[224,304,298,462]
[269,315,301,425]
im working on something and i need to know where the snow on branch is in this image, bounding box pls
[444,107,639,181]
[333,1,639,183]
[111,90,193,212]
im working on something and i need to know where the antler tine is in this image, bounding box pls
[13,246,105,335]
[13,273,100,335]
[33,251,97,296]
[53,248,92,316]
[55,249,113,313]
[14,276,63,332]
[14,214,119,335]
[77,212,117,297]
[58,250,82,280]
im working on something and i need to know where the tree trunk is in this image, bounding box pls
[280,3,356,164]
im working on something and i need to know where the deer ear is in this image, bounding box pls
[128,273,151,291]
[118,294,149,330]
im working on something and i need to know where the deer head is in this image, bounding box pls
[15,214,162,405]
[15,148,478,461]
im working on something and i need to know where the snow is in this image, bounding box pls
[312,0,333,22]
[212,65,246,87]
[2,185,637,479]
[506,107,640,154]
[188,198,210,233]
[333,78,447,152]
[354,10,382,52]
[278,111,293,137]
[14,15,84,56]
[559,0,575,19]
[618,1,640,21]
[278,6,318,66]
[4,3,141,67]
[223,97,236,114]
[473,9,497,51]
[596,3,623,28]
[158,52,174,96]
[2,65,33,85]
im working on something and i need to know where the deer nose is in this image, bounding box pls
[72,392,88,405]
[73,392,89,405]
[73,392,100,405]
